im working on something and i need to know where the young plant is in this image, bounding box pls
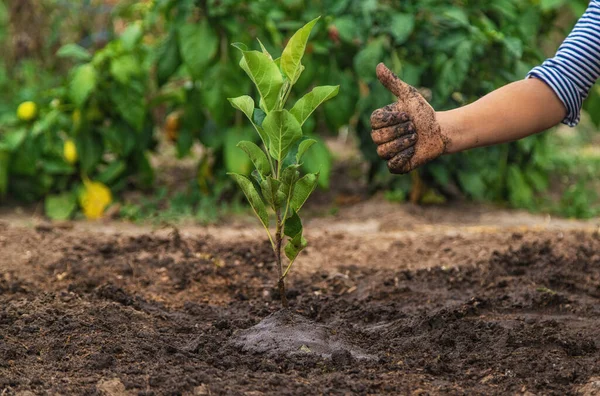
[228,17,339,308]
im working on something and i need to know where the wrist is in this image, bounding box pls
[436,109,467,154]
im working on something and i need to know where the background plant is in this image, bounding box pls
[0,0,598,220]
[228,18,338,308]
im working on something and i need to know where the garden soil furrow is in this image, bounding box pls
[1,218,600,395]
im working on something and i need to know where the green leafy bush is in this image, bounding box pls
[0,12,155,219]
[1,0,598,219]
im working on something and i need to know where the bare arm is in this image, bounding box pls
[370,1,600,174]
[439,78,566,154]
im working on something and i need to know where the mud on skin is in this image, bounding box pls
[0,227,600,394]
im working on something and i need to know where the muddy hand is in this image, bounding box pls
[370,63,447,174]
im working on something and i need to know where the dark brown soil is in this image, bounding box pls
[1,225,600,395]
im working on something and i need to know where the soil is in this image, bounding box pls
[1,203,600,395]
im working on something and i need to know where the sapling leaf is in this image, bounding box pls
[228,96,254,120]
[278,165,300,205]
[296,139,317,163]
[284,210,302,238]
[281,17,320,83]
[290,85,340,126]
[228,96,270,146]
[284,233,307,262]
[237,141,271,177]
[257,38,272,59]
[261,177,286,209]
[284,210,306,262]
[253,108,266,126]
[235,50,283,112]
[250,169,263,185]
[291,172,319,212]
[262,110,302,163]
[231,42,249,51]
[228,173,269,229]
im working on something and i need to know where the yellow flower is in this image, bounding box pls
[17,101,37,121]
[79,179,112,220]
[64,140,78,164]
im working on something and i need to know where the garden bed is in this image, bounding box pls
[1,221,600,395]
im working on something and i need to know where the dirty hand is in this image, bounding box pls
[370,63,447,174]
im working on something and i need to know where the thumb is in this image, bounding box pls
[376,63,412,99]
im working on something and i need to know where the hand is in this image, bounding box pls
[370,63,447,174]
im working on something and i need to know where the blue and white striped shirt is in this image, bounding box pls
[528,0,600,126]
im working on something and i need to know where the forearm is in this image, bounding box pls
[438,78,566,154]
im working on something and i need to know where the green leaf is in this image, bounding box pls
[301,136,331,188]
[253,108,267,126]
[121,23,143,50]
[110,80,146,131]
[57,43,91,62]
[296,139,316,163]
[279,165,300,204]
[156,30,181,86]
[507,165,534,208]
[229,173,269,229]
[237,141,271,176]
[179,21,218,78]
[290,85,339,126]
[110,54,141,84]
[540,0,564,11]
[76,132,103,174]
[334,16,358,43]
[504,37,523,59]
[281,17,320,83]
[584,85,600,127]
[290,172,318,212]
[284,232,307,262]
[228,96,269,146]
[70,63,97,107]
[261,176,286,209]
[0,128,27,151]
[262,110,302,163]
[354,38,384,81]
[237,50,283,112]
[257,38,272,59]
[224,128,254,175]
[389,13,415,44]
[442,8,469,26]
[97,161,127,185]
[457,170,486,200]
[228,96,254,121]
[45,192,77,221]
[284,209,302,238]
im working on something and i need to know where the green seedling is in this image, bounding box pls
[228,17,339,308]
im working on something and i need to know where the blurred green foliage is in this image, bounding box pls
[0,0,597,220]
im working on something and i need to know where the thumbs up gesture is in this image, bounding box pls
[370,63,447,174]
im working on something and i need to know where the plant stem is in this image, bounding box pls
[281,257,296,279]
[275,211,288,308]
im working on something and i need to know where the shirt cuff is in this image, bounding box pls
[526,65,582,127]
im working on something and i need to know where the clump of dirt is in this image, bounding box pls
[1,226,599,395]
[232,309,374,361]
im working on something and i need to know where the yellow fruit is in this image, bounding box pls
[17,101,37,121]
[64,140,78,164]
[79,179,112,220]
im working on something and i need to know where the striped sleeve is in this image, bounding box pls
[527,0,600,127]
